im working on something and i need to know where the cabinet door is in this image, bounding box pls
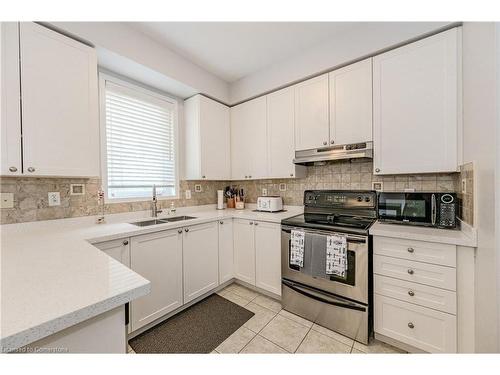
[230,102,251,180]
[233,218,256,285]
[294,74,329,150]
[329,58,373,145]
[1,22,22,175]
[255,221,282,295]
[218,219,234,284]
[19,22,99,177]
[94,238,130,268]
[373,28,459,175]
[267,87,302,178]
[199,96,231,180]
[130,229,183,332]
[183,221,219,303]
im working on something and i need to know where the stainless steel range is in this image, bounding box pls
[281,190,377,344]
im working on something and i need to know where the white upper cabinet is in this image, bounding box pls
[294,73,330,150]
[1,23,22,175]
[329,58,373,145]
[230,96,268,180]
[184,95,231,180]
[19,22,99,177]
[266,87,306,179]
[373,28,460,175]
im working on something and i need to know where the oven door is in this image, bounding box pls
[281,225,369,304]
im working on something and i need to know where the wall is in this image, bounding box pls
[462,22,499,352]
[48,22,230,102]
[1,160,462,225]
[229,22,452,103]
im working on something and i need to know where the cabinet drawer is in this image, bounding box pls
[375,295,457,353]
[374,274,456,314]
[374,255,456,291]
[374,236,456,267]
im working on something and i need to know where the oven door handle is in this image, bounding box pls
[282,279,366,312]
[281,226,367,243]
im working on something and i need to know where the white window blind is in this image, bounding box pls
[103,80,177,200]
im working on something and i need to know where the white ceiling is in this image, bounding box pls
[128,22,361,82]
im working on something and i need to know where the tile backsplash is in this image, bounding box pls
[1,159,471,225]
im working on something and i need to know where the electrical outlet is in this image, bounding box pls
[279,183,287,192]
[0,193,14,208]
[48,192,61,206]
[462,179,467,194]
[194,184,202,193]
[185,190,192,199]
[262,188,268,196]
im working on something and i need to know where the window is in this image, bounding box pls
[100,74,178,201]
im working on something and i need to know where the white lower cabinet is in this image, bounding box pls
[183,222,219,303]
[233,218,282,295]
[218,219,234,284]
[233,219,256,285]
[255,221,282,295]
[94,238,130,267]
[130,229,183,332]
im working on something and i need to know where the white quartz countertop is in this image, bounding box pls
[0,204,302,351]
[369,220,477,247]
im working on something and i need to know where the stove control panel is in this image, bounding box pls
[304,190,376,208]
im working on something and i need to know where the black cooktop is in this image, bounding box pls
[282,213,375,235]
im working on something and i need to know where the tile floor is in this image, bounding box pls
[127,282,405,354]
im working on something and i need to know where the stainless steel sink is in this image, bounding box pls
[130,219,170,227]
[130,216,196,226]
[164,215,196,222]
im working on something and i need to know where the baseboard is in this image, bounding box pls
[374,333,426,353]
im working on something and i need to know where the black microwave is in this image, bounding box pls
[377,192,458,229]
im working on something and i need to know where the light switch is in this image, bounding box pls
[0,193,14,208]
[279,183,287,192]
[462,179,467,194]
[185,190,192,199]
[262,188,268,196]
[48,192,61,206]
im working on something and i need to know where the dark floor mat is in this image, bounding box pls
[129,294,254,353]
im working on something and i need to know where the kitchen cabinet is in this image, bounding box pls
[130,229,183,332]
[255,221,282,295]
[233,218,282,295]
[266,87,306,179]
[183,221,219,303]
[233,218,257,284]
[329,58,373,145]
[1,23,22,176]
[373,28,460,175]
[1,22,99,177]
[294,73,329,151]
[218,219,234,284]
[230,96,268,180]
[94,238,131,267]
[184,95,231,180]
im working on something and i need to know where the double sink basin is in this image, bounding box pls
[130,216,196,227]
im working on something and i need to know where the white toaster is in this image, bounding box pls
[256,196,283,212]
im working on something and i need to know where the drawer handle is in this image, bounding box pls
[185,228,189,232]
[407,247,415,253]
[408,290,415,297]
[219,221,224,224]
[178,229,183,234]
[407,269,414,275]
[122,240,129,246]
[408,322,415,329]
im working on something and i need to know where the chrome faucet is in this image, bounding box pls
[151,185,163,217]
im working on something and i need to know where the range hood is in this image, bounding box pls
[293,142,373,165]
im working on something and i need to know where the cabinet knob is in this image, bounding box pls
[407,269,414,275]
[330,140,334,144]
[219,221,224,224]
[122,240,129,246]
[248,175,252,178]
[9,166,17,172]
[408,290,415,297]
[375,168,380,173]
[290,173,294,177]
[27,167,35,173]
[245,176,248,179]
[408,322,415,329]
[407,247,415,253]
[178,229,183,234]
[254,222,259,226]
[249,221,254,225]
[323,141,327,145]
[202,175,206,179]
[184,228,189,232]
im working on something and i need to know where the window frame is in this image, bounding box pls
[99,72,180,203]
